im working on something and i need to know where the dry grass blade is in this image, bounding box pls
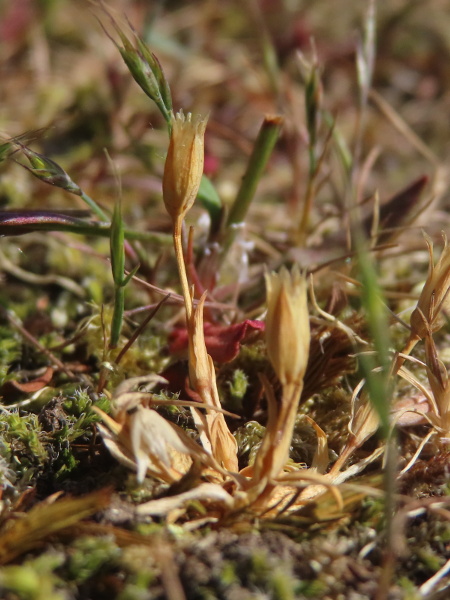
[0,489,111,565]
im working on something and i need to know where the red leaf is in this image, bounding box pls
[169,319,265,363]
[2,366,54,395]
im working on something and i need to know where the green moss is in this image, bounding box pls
[63,388,111,421]
[44,390,111,477]
[225,368,249,412]
[269,569,297,600]
[219,561,238,586]
[295,579,328,598]
[0,411,47,473]
[0,552,65,600]
[234,420,265,466]
[358,495,386,530]
[117,584,153,600]
[118,544,157,600]
[229,548,303,600]
[65,535,121,583]
[397,577,421,600]
[0,326,21,387]
[416,546,445,572]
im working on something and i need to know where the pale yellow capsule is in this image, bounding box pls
[162,110,208,223]
[264,266,310,386]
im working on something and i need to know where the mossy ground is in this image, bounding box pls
[1,1,450,598]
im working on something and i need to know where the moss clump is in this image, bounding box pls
[0,552,66,600]
[0,327,21,388]
[65,535,121,583]
[0,411,47,477]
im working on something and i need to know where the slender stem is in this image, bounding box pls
[173,216,193,321]
[0,218,172,244]
[247,0,280,96]
[81,192,172,244]
[249,380,303,510]
[110,284,125,349]
[80,191,109,222]
[116,294,170,365]
[274,381,304,474]
[253,380,303,483]
[222,115,283,255]
[296,169,316,245]
[375,434,398,600]
[83,191,172,245]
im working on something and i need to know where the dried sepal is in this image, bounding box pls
[321,380,381,478]
[398,336,450,441]
[128,407,194,483]
[95,406,195,484]
[94,375,206,483]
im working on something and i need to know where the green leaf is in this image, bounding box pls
[198,175,222,227]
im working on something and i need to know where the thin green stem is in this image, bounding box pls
[109,193,125,349]
[223,115,283,255]
[80,191,109,222]
[247,0,280,96]
[296,170,316,245]
[110,284,125,349]
[0,218,172,244]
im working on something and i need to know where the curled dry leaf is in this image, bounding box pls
[136,482,234,517]
[187,293,239,472]
[410,234,450,340]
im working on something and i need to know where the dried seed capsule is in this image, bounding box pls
[162,111,208,223]
[264,266,310,386]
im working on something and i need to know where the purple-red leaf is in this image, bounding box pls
[169,319,265,363]
[0,209,97,236]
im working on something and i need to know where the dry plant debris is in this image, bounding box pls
[0,1,450,598]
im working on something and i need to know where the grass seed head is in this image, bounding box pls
[103,10,172,123]
[17,146,82,195]
[163,111,208,224]
[264,266,310,386]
